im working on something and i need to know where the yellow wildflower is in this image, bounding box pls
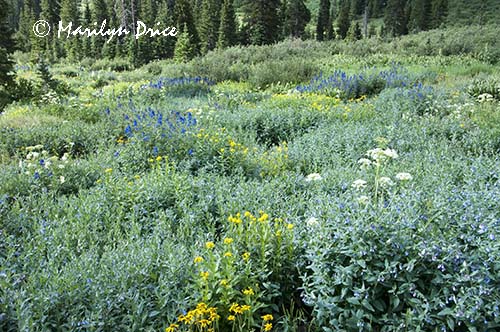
[165,323,179,332]
[205,241,215,249]
[264,322,273,331]
[243,288,254,296]
[104,168,113,173]
[240,305,251,312]
[197,319,210,328]
[287,223,294,230]
[261,314,273,321]
[224,252,232,258]
[156,156,162,162]
[223,238,233,245]
[242,252,250,261]
[200,271,209,280]
[227,315,236,321]
[220,279,229,287]
[258,213,269,222]
[194,256,204,263]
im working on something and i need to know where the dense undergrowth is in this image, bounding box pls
[1,26,500,331]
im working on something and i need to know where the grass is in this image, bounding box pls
[1,26,499,332]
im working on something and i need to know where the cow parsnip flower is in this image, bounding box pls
[396,172,413,181]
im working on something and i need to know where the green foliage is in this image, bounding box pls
[241,0,282,45]
[174,24,196,63]
[217,0,238,49]
[1,22,500,332]
[316,0,330,41]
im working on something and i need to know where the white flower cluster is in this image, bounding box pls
[19,145,70,184]
[477,93,494,103]
[352,148,413,197]
[305,173,323,182]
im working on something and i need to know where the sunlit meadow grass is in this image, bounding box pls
[1,35,499,331]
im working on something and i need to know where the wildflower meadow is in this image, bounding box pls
[1,24,500,332]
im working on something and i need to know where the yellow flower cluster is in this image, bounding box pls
[229,303,251,315]
[170,302,219,331]
[242,287,255,296]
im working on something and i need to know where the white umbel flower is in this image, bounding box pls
[305,173,323,182]
[352,179,367,190]
[395,172,413,181]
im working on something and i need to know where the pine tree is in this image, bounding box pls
[384,0,407,36]
[199,0,222,54]
[337,0,350,39]
[217,0,237,49]
[346,20,361,40]
[60,0,80,60]
[153,0,176,59]
[285,0,311,39]
[15,0,34,52]
[175,0,200,54]
[431,0,448,28]
[316,0,330,41]
[241,0,281,45]
[327,0,336,40]
[82,1,93,58]
[0,0,16,110]
[39,0,58,55]
[136,0,155,64]
[174,23,195,62]
[92,0,108,58]
[407,0,432,32]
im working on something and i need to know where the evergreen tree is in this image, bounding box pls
[16,0,34,52]
[407,0,432,32]
[316,0,330,41]
[431,0,448,28]
[346,20,361,40]
[217,0,237,49]
[0,0,16,110]
[39,0,59,55]
[92,0,108,58]
[175,0,200,54]
[137,0,156,64]
[241,0,281,45]
[153,0,176,59]
[174,23,195,62]
[60,0,80,60]
[82,1,93,58]
[283,0,311,39]
[337,0,350,39]
[327,0,336,40]
[199,0,222,54]
[384,0,407,36]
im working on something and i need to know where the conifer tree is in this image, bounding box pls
[175,0,200,54]
[316,0,330,41]
[384,0,407,36]
[174,23,195,62]
[92,0,108,58]
[431,0,448,28]
[16,0,34,52]
[327,0,336,40]
[153,0,176,59]
[346,20,361,40]
[82,1,93,58]
[60,0,80,60]
[0,0,16,110]
[337,0,350,39]
[241,0,281,45]
[407,0,432,32]
[137,0,155,64]
[217,0,237,49]
[285,0,311,39]
[199,0,222,54]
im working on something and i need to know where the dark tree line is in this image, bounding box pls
[3,0,450,66]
